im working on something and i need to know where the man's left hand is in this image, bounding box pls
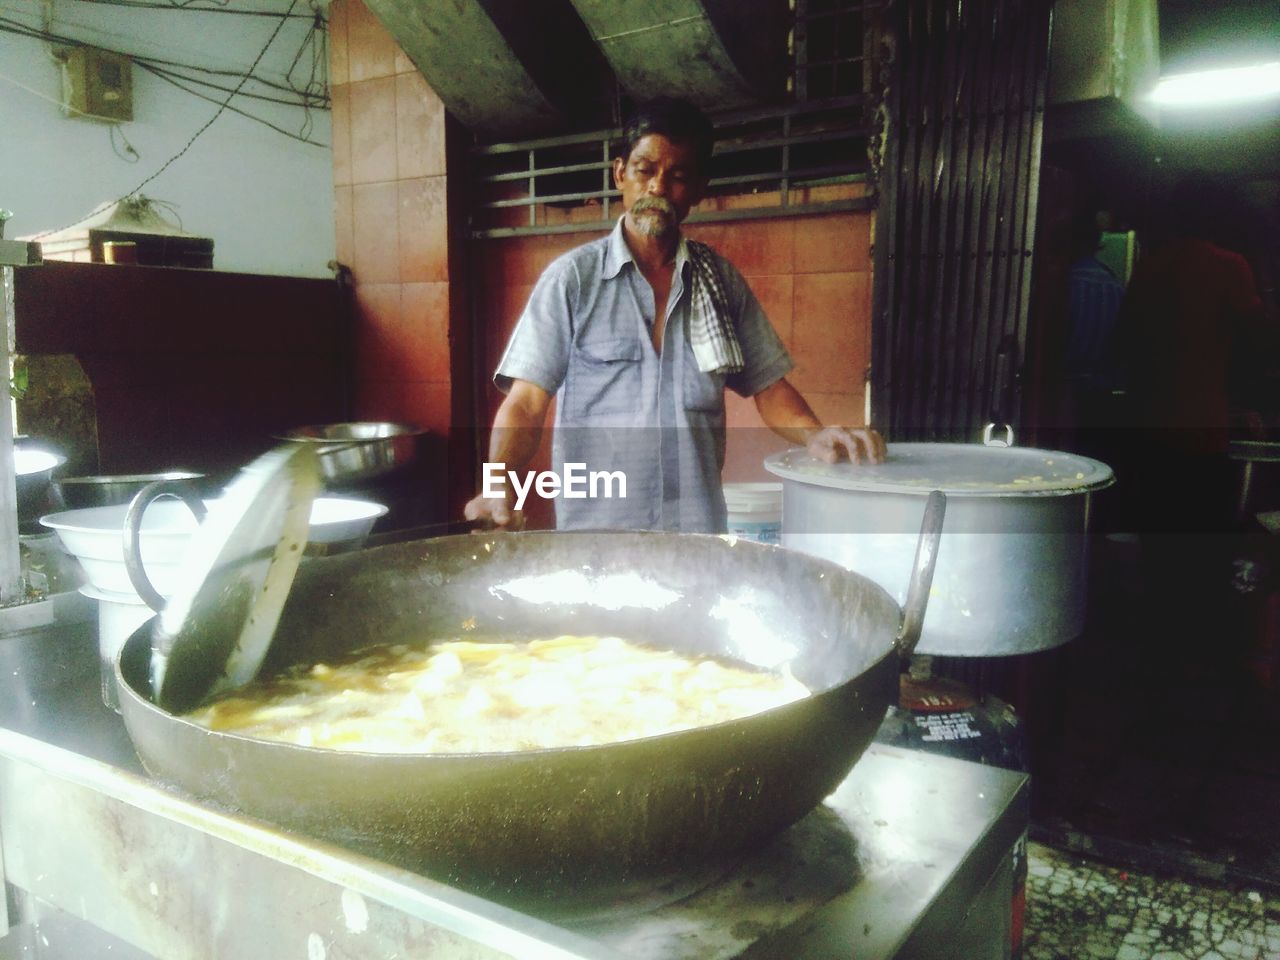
[805,426,887,464]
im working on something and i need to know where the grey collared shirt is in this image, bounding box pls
[494,218,793,532]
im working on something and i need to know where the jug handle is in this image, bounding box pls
[124,480,207,613]
[895,489,946,659]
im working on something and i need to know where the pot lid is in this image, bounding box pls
[764,443,1114,497]
[151,444,321,713]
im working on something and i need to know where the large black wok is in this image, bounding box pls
[117,506,941,917]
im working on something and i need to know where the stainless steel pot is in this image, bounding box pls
[766,444,1114,657]
[116,497,943,918]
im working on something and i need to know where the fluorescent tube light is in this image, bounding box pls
[1151,62,1280,107]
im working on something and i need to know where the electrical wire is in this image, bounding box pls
[63,0,315,17]
[282,9,327,140]
[109,123,141,163]
[135,60,328,145]
[0,64,103,116]
[141,61,327,108]
[30,0,312,239]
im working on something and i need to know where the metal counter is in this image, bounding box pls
[0,624,1028,959]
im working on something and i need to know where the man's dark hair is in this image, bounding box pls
[619,97,715,176]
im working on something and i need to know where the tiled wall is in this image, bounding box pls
[328,0,454,438]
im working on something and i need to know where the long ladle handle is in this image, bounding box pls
[123,479,208,613]
[895,489,946,658]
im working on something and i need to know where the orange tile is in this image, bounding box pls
[333,185,354,267]
[793,182,865,204]
[723,423,793,482]
[346,0,396,82]
[683,222,725,249]
[327,0,349,86]
[498,283,535,329]
[400,282,451,382]
[794,211,871,274]
[801,390,868,428]
[329,83,352,187]
[397,177,448,283]
[353,377,401,422]
[745,274,793,350]
[401,380,452,435]
[352,283,402,383]
[789,272,871,395]
[484,283,535,371]
[487,233,594,287]
[724,390,763,429]
[711,220,793,277]
[351,182,400,284]
[349,77,397,185]
[395,71,446,179]
[700,192,783,213]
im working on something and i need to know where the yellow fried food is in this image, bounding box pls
[184,636,809,753]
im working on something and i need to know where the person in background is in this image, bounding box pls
[1062,208,1126,459]
[1116,172,1275,684]
[1119,175,1270,468]
[465,97,884,531]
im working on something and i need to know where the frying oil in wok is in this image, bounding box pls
[182,635,811,753]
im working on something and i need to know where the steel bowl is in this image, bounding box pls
[53,472,205,510]
[15,448,66,522]
[276,422,423,484]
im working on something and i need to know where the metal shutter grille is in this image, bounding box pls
[871,0,1052,441]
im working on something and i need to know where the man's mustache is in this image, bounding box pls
[631,197,677,217]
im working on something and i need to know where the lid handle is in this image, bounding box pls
[123,479,207,612]
[982,422,1015,447]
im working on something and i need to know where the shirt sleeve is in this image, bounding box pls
[719,260,795,397]
[494,259,576,394]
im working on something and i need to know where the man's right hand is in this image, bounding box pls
[463,493,525,530]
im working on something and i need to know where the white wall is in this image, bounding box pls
[0,0,335,278]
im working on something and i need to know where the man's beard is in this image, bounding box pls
[629,197,678,239]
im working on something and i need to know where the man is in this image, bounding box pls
[1061,208,1126,461]
[465,97,884,531]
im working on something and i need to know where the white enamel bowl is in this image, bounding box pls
[41,497,388,599]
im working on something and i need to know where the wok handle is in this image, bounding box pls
[894,489,946,659]
[123,479,208,613]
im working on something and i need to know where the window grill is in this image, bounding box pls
[469,98,876,239]
[793,0,883,103]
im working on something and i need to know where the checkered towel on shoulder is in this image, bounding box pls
[687,240,744,375]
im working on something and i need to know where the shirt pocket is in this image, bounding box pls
[568,336,644,418]
[682,358,726,413]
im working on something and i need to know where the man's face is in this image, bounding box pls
[613,134,706,241]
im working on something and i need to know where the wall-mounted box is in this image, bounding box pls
[62,47,133,123]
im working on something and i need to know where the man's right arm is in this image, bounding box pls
[463,379,553,527]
